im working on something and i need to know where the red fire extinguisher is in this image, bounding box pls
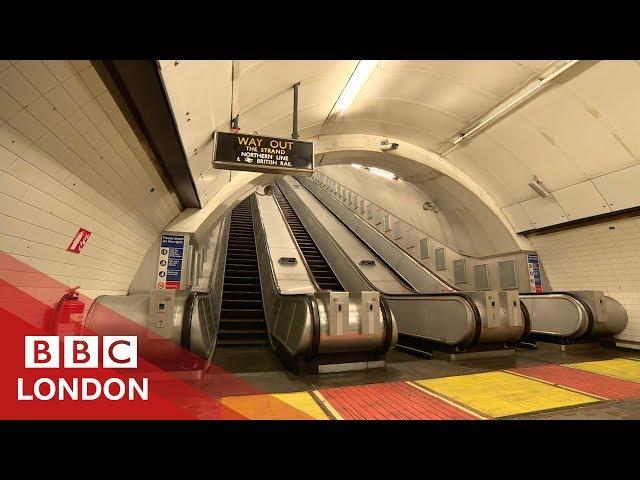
[45,286,85,336]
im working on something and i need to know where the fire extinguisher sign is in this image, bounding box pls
[67,228,91,254]
[157,234,186,290]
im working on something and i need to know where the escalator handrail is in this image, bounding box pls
[297,175,455,292]
[180,216,231,351]
[250,194,322,359]
[271,183,327,293]
[520,291,595,337]
[381,291,483,347]
[277,177,417,295]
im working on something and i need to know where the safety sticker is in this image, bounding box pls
[157,234,186,289]
[527,253,543,293]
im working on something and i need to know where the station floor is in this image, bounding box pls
[195,345,640,420]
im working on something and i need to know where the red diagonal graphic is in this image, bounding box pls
[0,251,275,419]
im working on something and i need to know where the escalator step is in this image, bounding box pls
[220,308,264,319]
[223,292,262,301]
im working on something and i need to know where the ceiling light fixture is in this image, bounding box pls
[335,60,379,114]
[451,60,580,147]
[368,167,398,181]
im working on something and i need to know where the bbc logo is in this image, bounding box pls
[25,336,137,369]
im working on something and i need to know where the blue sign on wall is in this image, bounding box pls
[157,234,186,289]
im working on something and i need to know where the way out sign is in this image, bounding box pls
[67,228,91,254]
[213,131,314,175]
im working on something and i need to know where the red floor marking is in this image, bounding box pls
[319,382,476,420]
[510,364,640,400]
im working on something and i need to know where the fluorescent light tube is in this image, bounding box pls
[368,167,397,180]
[335,60,379,114]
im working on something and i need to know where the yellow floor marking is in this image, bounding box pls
[310,390,343,420]
[405,381,487,419]
[272,391,329,420]
[566,359,640,383]
[221,392,328,420]
[416,371,599,418]
[504,370,609,400]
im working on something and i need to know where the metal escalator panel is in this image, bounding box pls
[272,186,345,291]
[218,197,268,347]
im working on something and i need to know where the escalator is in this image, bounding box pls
[218,197,268,347]
[273,186,344,292]
[277,176,527,356]
[297,174,628,346]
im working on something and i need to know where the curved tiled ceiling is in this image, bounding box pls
[159,59,640,235]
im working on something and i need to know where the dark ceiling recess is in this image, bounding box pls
[94,60,201,209]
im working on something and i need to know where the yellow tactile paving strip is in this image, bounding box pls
[416,371,599,418]
[221,392,329,420]
[215,359,640,420]
[567,359,640,383]
[272,392,329,419]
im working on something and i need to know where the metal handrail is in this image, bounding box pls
[250,194,321,359]
[295,176,453,291]
[180,216,230,357]
[276,177,415,296]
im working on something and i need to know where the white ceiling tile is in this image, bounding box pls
[9,200,40,224]
[359,67,497,122]
[21,145,54,171]
[51,119,84,149]
[334,119,441,151]
[565,61,640,160]
[485,113,582,192]
[382,60,541,99]
[0,170,29,199]
[0,144,18,171]
[69,60,92,72]
[238,60,354,112]
[592,164,640,211]
[56,147,84,171]
[25,96,65,129]
[78,67,107,97]
[552,180,610,220]
[44,84,80,118]
[520,195,567,228]
[0,87,23,121]
[7,157,40,184]
[62,74,93,106]
[345,97,466,141]
[14,60,59,94]
[36,131,68,159]
[42,60,77,83]
[0,192,18,215]
[96,119,118,141]
[7,109,47,142]
[517,87,637,180]
[0,120,32,155]
[68,109,106,150]
[81,98,108,125]
[0,66,41,107]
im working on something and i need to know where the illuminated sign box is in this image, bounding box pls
[213,131,314,175]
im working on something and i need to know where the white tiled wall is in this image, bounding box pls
[528,215,640,346]
[0,60,182,301]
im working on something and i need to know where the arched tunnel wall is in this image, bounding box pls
[318,164,522,257]
[0,60,181,308]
